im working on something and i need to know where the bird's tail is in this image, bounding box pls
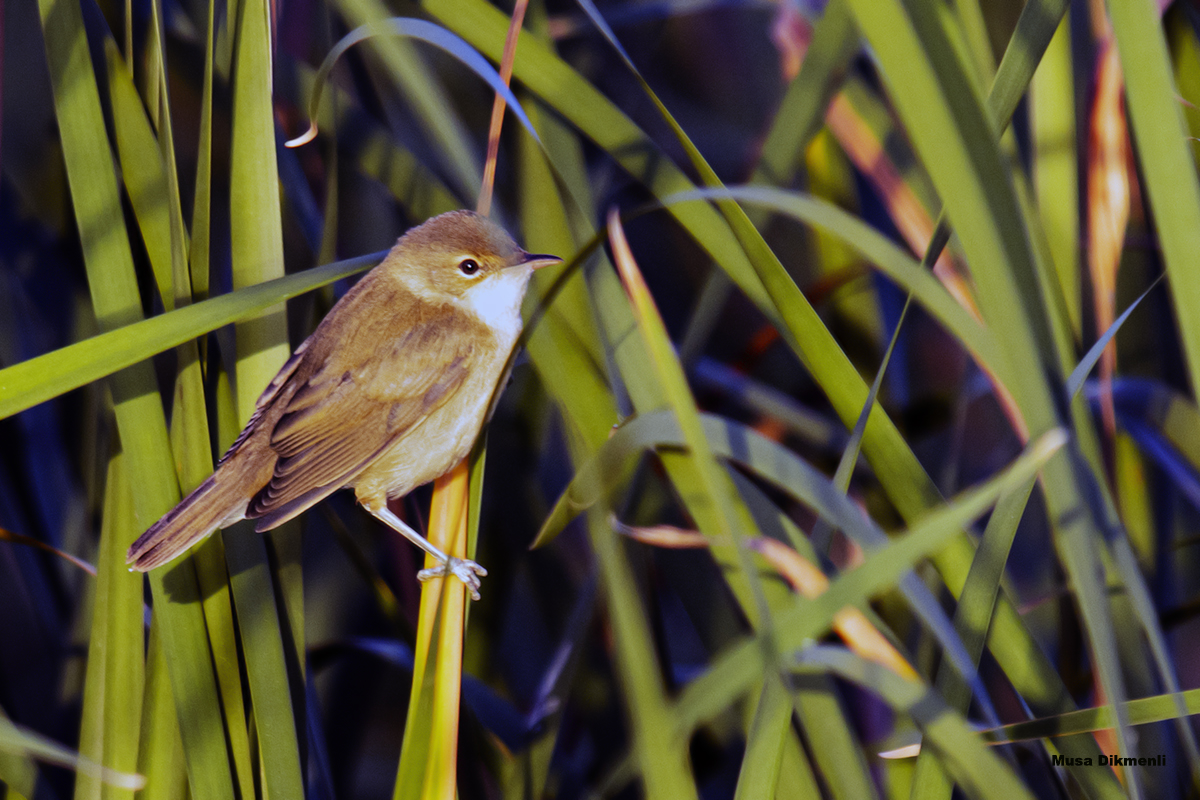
[126,474,247,571]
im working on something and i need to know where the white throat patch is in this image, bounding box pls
[460,266,533,344]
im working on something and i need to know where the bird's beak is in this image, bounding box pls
[515,252,563,270]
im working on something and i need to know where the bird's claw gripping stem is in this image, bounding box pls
[418,557,488,601]
[365,504,488,600]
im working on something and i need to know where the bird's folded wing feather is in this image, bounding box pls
[245,296,478,520]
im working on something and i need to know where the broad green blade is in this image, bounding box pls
[34,0,236,794]
[137,626,188,800]
[518,94,616,455]
[1030,14,1080,337]
[733,678,792,800]
[0,254,379,422]
[1110,0,1200,397]
[75,454,144,800]
[226,0,305,793]
[103,39,175,311]
[189,0,217,303]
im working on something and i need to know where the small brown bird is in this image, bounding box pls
[127,210,560,599]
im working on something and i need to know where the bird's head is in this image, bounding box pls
[388,211,561,314]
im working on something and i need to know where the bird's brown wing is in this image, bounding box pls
[244,295,478,527]
[217,340,311,467]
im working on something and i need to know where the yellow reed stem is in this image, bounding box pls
[420,458,470,800]
[394,459,470,800]
[403,0,527,790]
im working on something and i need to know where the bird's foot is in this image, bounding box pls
[418,557,488,601]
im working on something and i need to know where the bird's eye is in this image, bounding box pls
[459,259,480,276]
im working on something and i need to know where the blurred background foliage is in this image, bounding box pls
[6,0,1200,797]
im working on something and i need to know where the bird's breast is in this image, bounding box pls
[351,331,519,504]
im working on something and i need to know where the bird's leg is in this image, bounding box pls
[362,503,487,600]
